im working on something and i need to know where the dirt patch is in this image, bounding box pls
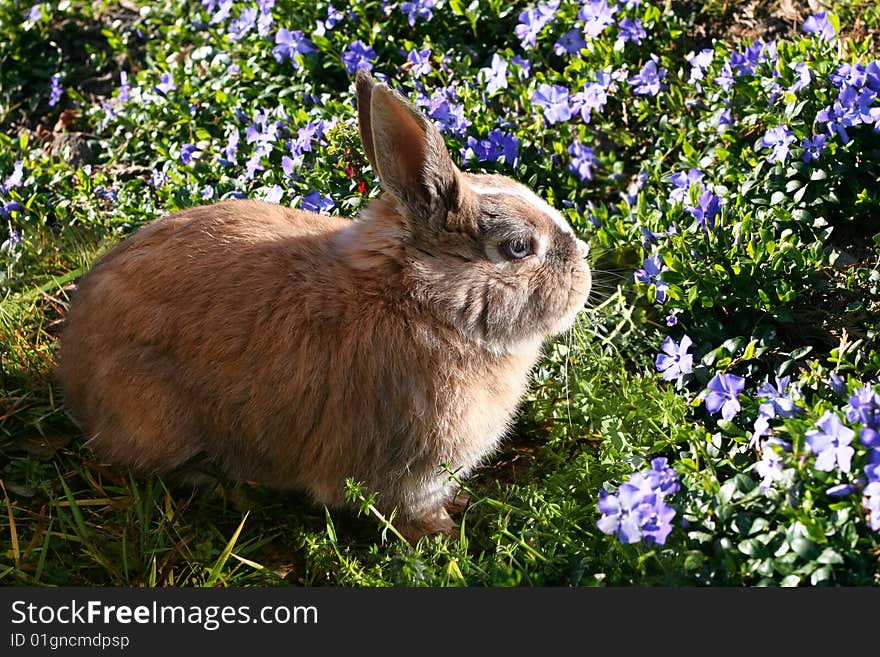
[679,0,880,50]
[4,3,143,138]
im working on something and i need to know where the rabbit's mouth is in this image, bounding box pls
[553,265,593,334]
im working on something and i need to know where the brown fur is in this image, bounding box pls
[57,71,591,541]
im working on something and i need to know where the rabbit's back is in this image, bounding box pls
[58,200,358,479]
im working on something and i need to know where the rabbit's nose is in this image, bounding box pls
[575,238,590,260]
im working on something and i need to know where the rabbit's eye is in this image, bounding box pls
[501,237,533,260]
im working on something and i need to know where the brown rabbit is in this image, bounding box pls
[57,71,592,541]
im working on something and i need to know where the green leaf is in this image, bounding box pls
[788,346,813,360]
[817,548,843,565]
[683,551,705,570]
[810,566,832,585]
[717,419,746,437]
[780,574,801,587]
[205,512,249,587]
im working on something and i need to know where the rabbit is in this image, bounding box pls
[56,70,592,542]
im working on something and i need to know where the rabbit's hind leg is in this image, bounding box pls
[74,345,206,476]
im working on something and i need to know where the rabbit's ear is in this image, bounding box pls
[367,80,460,215]
[355,70,378,173]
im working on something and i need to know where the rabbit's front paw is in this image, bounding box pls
[398,507,456,544]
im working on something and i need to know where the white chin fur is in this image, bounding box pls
[553,298,587,335]
[468,332,545,358]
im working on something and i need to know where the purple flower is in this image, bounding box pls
[48,73,63,106]
[668,168,704,203]
[342,40,376,74]
[755,444,788,491]
[27,4,42,21]
[826,483,858,497]
[807,412,855,473]
[761,125,796,163]
[629,55,666,97]
[3,161,24,191]
[568,142,595,182]
[867,458,880,483]
[803,11,836,41]
[514,1,558,49]
[262,184,284,204]
[154,72,176,96]
[511,55,531,79]
[480,54,508,95]
[645,457,680,496]
[399,0,435,27]
[597,486,643,544]
[751,416,771,450]
[118,70,130,104]
[665,314,678,327]
[281,155,295,178]
[464,129,519,165]
[634,254,669,304]
[830,64,867,90]
[686,188,722,231]
[714,61,736,94]
[801,134,827,163]
[425,99,471,137]
[655,335,693,382]
[150,169,167,188]
[0,200,22,218]
[829,372,848,396]
[554,28,586,56]
[532,83,571,124]
[300,190,335,214]
[865,482,880,531]
[855,86,880,128]
[256,2,274,36]
[244,155,263,180]
[817,96,860,145]
[705,373,746,421]
[180,143,198,165]
[866,60,880,93]
[228,7,257,41]
[325,5,344,29]
[634,496,677,546]
[789,63,812,94]
[210,0,233,25]
[95,186,118,202]
[273,28,316,65]
[617,17,645,45]
[246,109,280,147]
[570,81,607,123]
[579,0,616,39]
[406,48,432,77]
[289,120,325,159]
[597,458,679,546]
[687,49,714,89]
[5,228,21,246]
[219,129,239,166]
[757,376,802,419]
[847,384,880,428]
